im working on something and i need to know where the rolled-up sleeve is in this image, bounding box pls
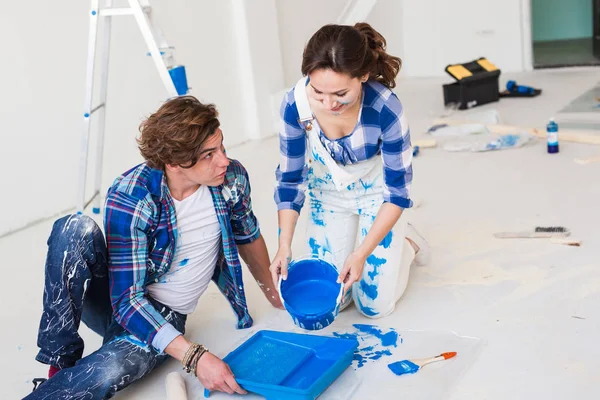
[274,90,308,213]
[229,160,261,245]
[379,94,413,209]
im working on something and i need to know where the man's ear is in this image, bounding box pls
[165,163,180,173]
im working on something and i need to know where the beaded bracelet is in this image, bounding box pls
[182,343,208,374]
[182,343,200,373]
[190,346,209,376]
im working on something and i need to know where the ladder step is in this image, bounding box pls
[99,8,134,16]
[85,103,106,118]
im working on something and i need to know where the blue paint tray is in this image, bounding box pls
[204,330,358,400]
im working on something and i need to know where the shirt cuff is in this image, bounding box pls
[276,202,303,213]
[151,323,182,353]
[384,196,413,209]
[234,225,262,245]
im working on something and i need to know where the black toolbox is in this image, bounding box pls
[442,57,500,110]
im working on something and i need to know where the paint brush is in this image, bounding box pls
[388,352,457,376]
[494,226,570,239]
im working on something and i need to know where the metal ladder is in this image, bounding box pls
[78,0,188,214]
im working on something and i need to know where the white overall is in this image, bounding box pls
[294,77,415,319]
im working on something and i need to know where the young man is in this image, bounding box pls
[26,96,283,399]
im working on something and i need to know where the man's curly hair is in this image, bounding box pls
[137,96,220,170]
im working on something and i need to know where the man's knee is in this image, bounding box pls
[46,214,105,274]
[51,214,101,240]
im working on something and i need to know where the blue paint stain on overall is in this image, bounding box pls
[366,254,386,281]
[322,237,333,257]
[355,295,378,317]
[360,280,378,300]
[310,200,325,227]
[379,231,393,248]
[312,149,326,165]
[359,179,375,192]
[179,258,189,267]
[309,238,321,257]
[361,228,368,237]
[388,360,420,375]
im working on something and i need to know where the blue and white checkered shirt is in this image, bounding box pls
[274,79,414,213]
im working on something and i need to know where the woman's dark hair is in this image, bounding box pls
[301,22,402,89]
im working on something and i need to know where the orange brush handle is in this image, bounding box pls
[439,352,457,359]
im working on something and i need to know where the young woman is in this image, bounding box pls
[270,22,430,319]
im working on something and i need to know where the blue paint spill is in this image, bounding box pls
[368,349,392,360]
[361,228,368,237]
[366,254,386,281]
[354,324,399,347]
[17,345,22,351]
[309,238,321,257]
[179,258,189,267]
[360,280,378,300]
[278,228,281,237]
[379,231,393,248]
[333,324,401,369]
[388,360,420,376]
[331,332,356,341]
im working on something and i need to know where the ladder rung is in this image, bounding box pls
[100,8,134,16]
[88,103,106,116]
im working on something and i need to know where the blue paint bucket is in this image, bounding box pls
[279,257,343,331]
[168,65,189,95]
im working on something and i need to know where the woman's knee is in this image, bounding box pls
[353,285,402,319]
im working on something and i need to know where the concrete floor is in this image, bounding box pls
[5,67,600,399]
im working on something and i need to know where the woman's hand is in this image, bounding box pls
[269,245,292,289]
[337,250,368,295]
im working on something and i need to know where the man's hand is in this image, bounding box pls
[237,234,286,310]
[196,352,247,395]
[269,245,292,289]
[337,250,368,295]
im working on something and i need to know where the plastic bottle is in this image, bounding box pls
[546,118,559,153]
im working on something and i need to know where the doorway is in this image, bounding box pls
[531,0,600,68]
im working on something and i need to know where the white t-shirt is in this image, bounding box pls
[147,185,221,314]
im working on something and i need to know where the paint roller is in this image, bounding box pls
[166,371,188,400]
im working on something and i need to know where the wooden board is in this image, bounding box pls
[432,118,600,145]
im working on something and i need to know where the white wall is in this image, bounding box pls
[0,0,530,237]
[276,0,526,83]
[0,0,282,237]
[401,0,526,77]
[276,0,348,89]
